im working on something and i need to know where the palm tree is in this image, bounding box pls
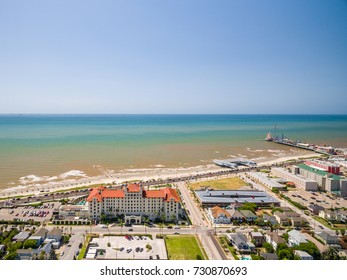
[143,217,149,234]
[322,247,340,260]
[118,219,124,235]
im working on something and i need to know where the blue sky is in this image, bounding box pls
[0,0,346,114]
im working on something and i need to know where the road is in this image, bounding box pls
[176,182,226,260]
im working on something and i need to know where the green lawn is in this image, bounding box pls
[313,216,347,230]
[165,235,206,260]
[189,177,247,190]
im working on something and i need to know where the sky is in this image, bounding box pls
[0,0,346,114]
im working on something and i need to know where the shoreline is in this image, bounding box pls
[0,151,321,198]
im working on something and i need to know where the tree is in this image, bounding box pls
[4,252,18,260]
[322,247,340,260]
[340,229,345,236]
[278,248,294,260]
[238,202,257,213]
[294,241,321,260]
[118,219,124,235]
[23,239,38,249]
[262,242,274,253]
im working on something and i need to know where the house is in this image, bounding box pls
[208,206,231,224]
[285,212,301,219]
[273,212,290,225]
[319,210,336,221]
[226,209,245,223]
[17,243,53,260]
[316,231,339,245]
[280,207,294,213]
[336,209,347,223]
[28,228,48,247]
[248,232,266,247]
[47,228,63,242]
[12,231,30,242]
[294,250,313,260]
[227,233,255,253]
[265,232,286,250]
[291,217,308,228]
[261,253,278,260]
[308,204,325,215]
[263,214,278,225]
[239,210,257,222]
[288,230,308,247]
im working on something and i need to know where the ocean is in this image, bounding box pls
[0,114,346,191]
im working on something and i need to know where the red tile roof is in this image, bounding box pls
[163,188,180,202]
[127,183,140,192]
[86,186,105,202]
[143,190,166,198]
[86,185,180,203]
[102,190,125,198]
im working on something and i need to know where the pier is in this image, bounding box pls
[265,132,336,156]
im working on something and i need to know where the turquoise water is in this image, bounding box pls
[0,114,346,188]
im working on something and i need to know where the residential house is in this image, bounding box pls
[316,231,339,245]
[294,250,313,260]
[227,233,255,253]
[265,232,286,250]
[336,210,347,223]
[47,228,63,243]
[263,214,278,225]
[239,210,257,223]
[285,212,301,219]
[261,253,279,260]
[17,243,53,260]
[319,210,336,221]
[280,207,294,213]
[12,231,30,242]
[291,217,308,228]
[226,209,245,223]
[308,204,325,215]
[273,212,290,226]
[28,228,48,247]
[248,232,266,247]
[288,230,308,247]
[208,206,231,224]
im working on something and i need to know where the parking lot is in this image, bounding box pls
[286,189,347,210]
[86,235,167,260]
[0,202,60,223]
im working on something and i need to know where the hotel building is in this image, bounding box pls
[305,160,340,174]
[271,167,318,191]
[297,164,347,195]
[87,184,181,224]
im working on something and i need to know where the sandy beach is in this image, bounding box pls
[0,151,321,198]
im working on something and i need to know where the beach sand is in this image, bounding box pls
[0,151,321,198]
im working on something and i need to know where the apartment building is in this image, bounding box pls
[87,184,181,223]
[305,160,340,174]
[271,167,318,191]
[297,164,347,194]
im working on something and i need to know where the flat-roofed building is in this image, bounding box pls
[271,167,318,191]
[194,189,280,207]
[297,164,347,194]
[305,160,340,174]
[248,172,286,190]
